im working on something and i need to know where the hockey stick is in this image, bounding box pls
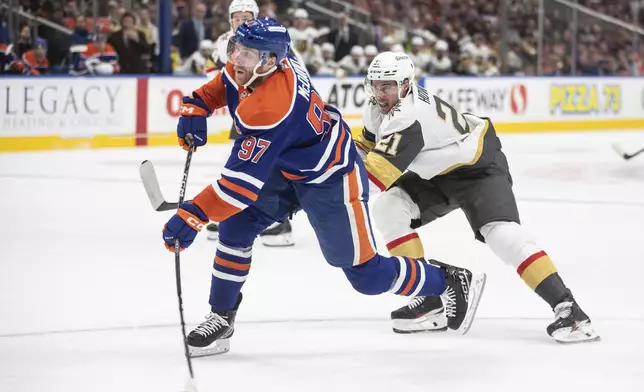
[140,137,198,392]
[612,143,644,160]
[139,160,181,211]
[174,138,198,392]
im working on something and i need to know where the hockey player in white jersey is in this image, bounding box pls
[356,52,599,344]
[204,0,298,246]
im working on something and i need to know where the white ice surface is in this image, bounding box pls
[1,131,644,391]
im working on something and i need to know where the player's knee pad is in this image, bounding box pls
[218,206,275,248]
[480,221,541,269]
[342,255,397,295]
[372,187,421,242]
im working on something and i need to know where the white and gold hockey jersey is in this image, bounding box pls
[356,84,497,191]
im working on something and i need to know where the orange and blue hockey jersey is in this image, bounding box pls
[22,50,49,74]
[191,56,357,223]
[69,42,119,75]
[1,44,24,74]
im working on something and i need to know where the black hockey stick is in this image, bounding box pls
[612,144,644,160]
[140,136,198,392]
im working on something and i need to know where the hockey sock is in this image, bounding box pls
[481,221,572,309]
[517,252,572,308]
[209,241,252,312]
[386,231,425,259]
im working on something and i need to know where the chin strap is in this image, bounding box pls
[243,60,278,88]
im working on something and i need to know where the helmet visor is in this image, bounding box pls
[365,78,398,96]
[227,36,261,67]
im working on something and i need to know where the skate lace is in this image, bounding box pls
[553,301,573,320]
[407,296,426,309]
[194,312,228,337]
[441,288,456,318]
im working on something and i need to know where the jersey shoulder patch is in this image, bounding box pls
[235,66,297,131]
[380,94,417,137]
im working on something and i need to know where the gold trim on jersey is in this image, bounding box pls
[354,131,376,154]
[365,152,402,189]
[438,119,490,175]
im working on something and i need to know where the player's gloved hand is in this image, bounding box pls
[177,96,211,151]
[162,202,209,252]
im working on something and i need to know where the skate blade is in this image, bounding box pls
[457,272,487,335]
[188,339,230,357]
[392,310,448,334]
[261,233,295,247]
[553,321,601,344]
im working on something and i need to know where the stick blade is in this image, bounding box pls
[612,143,629,159]
[182,378,199,392]
[140,160,168,211]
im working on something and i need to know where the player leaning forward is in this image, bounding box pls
[358,52,599,344]
[204,0,298,246]
[161,18,486,356]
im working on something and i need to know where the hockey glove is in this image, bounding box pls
[162,202,209,252]
[177,96,211,151]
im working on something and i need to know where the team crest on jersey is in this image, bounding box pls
[387,102,401,118]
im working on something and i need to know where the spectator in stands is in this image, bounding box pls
[258,0,278,18]
[484,55,500,76]
[428,40,452,75]
[37,1,71,70]
[288,8,319,67]
[177,1,210,59]
[15,22,33,58]
[138,5,159,56]
[338,45,364,76]
[361,45,378,73]
[315,42,338,76]
[174,39,214,75]
[70,15,92,46]
[107,1,124,32]
[108,12,149,74]
[454,51,477,75]
[380,36,395,52]
[326,13,358,62]
[22,38,49,74]
[408,36,432,78]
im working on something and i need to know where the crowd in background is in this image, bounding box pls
[1,0,643,76]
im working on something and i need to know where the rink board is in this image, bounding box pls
[1,75,643,152]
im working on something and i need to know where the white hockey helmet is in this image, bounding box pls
[366,51,415,99]
[229,0,259,22]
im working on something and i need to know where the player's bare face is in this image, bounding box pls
[229,42,261,85]
[370,80,399,114]
[231,12,254,32]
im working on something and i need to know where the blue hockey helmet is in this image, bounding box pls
[232,17,290,65]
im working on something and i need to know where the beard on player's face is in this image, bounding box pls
[233,57,276,87]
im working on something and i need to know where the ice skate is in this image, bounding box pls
[441,264,486,335]
[260,220,294,247]
[391,296,447,334]
[205,222,219,241]
[547,301,600,344]
[186,294,242,357]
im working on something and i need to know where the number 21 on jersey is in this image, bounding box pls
[417,85,470,135]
